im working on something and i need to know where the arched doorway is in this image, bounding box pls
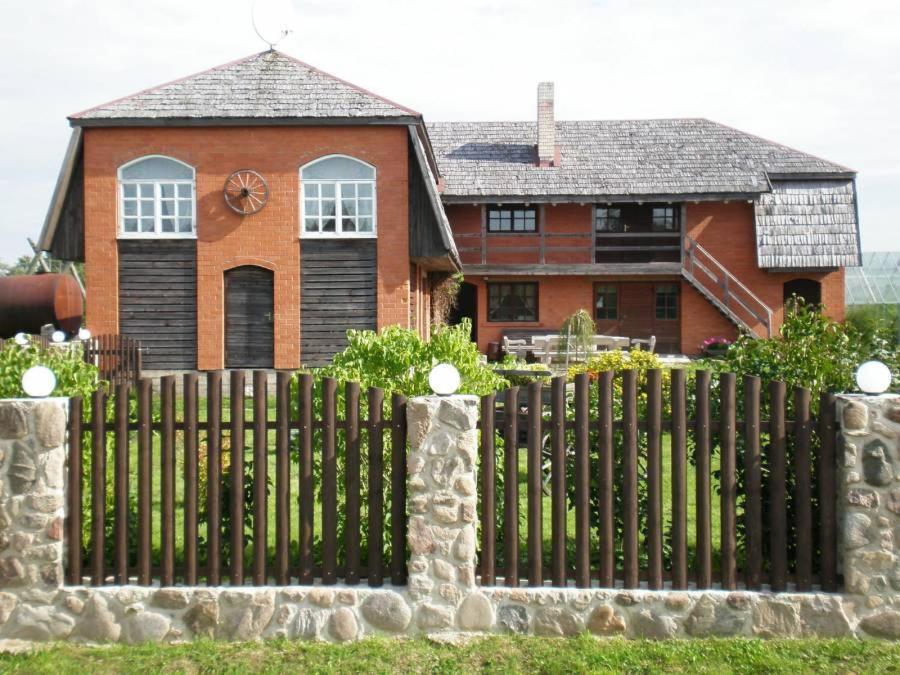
[783,278,822,308]
[225,266,274,368]
[448,282,478,343]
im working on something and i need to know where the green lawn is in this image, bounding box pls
[3,636,899,674]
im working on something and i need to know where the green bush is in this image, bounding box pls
[702,300,900,394]
[0,342,102,400]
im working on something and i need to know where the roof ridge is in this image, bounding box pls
[69,50,267,120]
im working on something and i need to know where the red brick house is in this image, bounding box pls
[39,51,860,366]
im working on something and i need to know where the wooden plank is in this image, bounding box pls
[226,269,274,368]
[574,373,590,588]
[743,375,763,590]
[550,376,567,587]
[114,382,129,585]
[480,393,496,586]
[695,370,712,589]
[206,371,222,587]
[622,370,639,589]
[275,371,291,586]
[818,393,838,591]
[183,373,199,586]
[527,381,543,587]
[367,387,385,587]
[670,368,688,590]
[66,397,83,585]
[598,372,615,588]
[90,388,106,584]
[252,371,268,586]
[298,374,314,584]
[769,380,788,592]
[322,377,338,585]
[390,394,408,585]
[345,382,361,585]
[503,387,520,587]
[720,372,737,590]
[229,370,245,586]
[161,375,176,586]
[793,386,813,591]
[136,379,152,585]
[647,369,663,590]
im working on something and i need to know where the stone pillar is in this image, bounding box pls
[836,394,900,597]
[0,398,68,590]
[405,395,492,632]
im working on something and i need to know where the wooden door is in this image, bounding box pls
[225,266,274,368]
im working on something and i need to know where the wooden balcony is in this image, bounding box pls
[454,230,683,275]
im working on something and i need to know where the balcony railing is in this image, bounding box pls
[593,232,681,263]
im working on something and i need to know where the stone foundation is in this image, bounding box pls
[1,393,900,643]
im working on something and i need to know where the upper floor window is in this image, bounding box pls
[118,156,195,237]
[487,206,537,233]
[651,206,678,232]
[301,155,376,237]
[594,207,622,232]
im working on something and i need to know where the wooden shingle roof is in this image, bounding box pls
[70,50,420,124]
[426,118,853,199]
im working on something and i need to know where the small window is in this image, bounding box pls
[487,282,538,322]
[301,155,376,236]
[594,207,623,232]
[655,284,679,320]
[118,156,195,237]
[487,206,537,233]
[594,284,618,320]
[651,206,678,232]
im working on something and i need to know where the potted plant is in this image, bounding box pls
[701,336,732,358]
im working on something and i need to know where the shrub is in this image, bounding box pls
[0,342,102,400]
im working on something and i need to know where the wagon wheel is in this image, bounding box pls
[224,169,269,215]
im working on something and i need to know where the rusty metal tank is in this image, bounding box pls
[0,273,83,337]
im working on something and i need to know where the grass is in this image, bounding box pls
[3,636,900,673]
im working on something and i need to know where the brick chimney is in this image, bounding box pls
[537,81,556,167]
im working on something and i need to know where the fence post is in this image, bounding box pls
[0,398,68,591]
[836,393,900,599]
[405,394,492,632]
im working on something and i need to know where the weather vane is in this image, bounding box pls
[251,0,293,51]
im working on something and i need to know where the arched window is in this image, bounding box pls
[301,155,376,237]
[118,156,195,236]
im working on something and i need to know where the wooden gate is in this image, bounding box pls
[225,266,274,368]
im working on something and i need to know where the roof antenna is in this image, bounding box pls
[251,0,293,51]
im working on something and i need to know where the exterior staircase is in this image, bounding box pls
[681,236,773,338]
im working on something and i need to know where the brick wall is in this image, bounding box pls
[82,125,410,370]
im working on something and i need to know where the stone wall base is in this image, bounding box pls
[1,585,898,644]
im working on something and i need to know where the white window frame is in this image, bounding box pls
[117,155,197,239]
[300,154,377,239]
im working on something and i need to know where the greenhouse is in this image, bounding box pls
[846,251,900,305]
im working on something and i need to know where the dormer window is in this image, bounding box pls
[301,155,376,237]
[118,156,195,237]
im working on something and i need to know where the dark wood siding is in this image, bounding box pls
[225,266,274,368]
[118,240,196,370]
[50,154,85,262]
[301,239,376,367]
[408,137,447,263]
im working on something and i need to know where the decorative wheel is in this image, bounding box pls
[224,169,269,215]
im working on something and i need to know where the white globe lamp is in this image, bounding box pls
[429,363,461,396]
[21,366,57,398]
[77,327,91,341]
[51,330,66,343]
[13,332,29,346]
[855,360,892,395]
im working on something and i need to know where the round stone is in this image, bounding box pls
[34,402,66,448]
[360,592,411,633]
[416,603,454,631]
[630,609,677,640]
[328,608,359,642]
[533,607,584,637]
[452,526,476,563]
[72,595,121,643]
[457,592,494,631]
[860,610,900,638]
[0,403,28,440]
[497,604,528,634]
[587,605,625,635]
[842,401,869,431]
[124,611,171,643]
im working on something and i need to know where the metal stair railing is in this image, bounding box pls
[682,237,773,338]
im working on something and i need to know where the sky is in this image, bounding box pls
[1,0,898,262]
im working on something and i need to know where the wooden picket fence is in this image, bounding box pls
[65,371,407,587]
[82,335,142,384]
[477,370,839,591]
